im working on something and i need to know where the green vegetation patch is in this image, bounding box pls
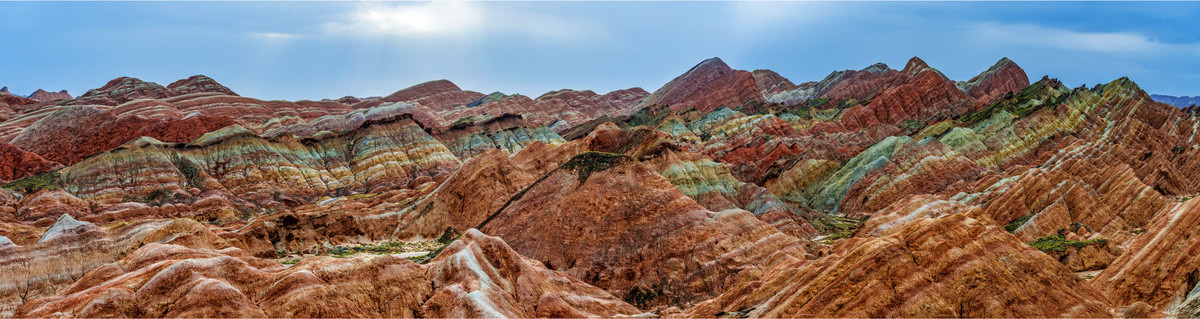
[811,216,865,244]
[1028,234,1108,252]
[560,151,634,183]
[324,240,443,258]
[1005,214,1034,233]
[174,156,203,188]
[3,170,60,193]
[409,234,460,264]
[899,119,927,134]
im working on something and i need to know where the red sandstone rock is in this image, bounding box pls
[7,105,237,165]
[71,77,173,106]
[13,227,638,318]
[639,57,765,112]
[167,75,239,96]
[25,89,71,102]
[0,143,61,183]
[479,152,808,309]
[382,79,486,111]
[679,198,1114,318]
[960,57,1030,104]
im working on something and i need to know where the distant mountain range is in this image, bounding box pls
[0,86,72,102]
[1151,94,1200,107]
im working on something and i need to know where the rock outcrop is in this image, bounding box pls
[480,152,808,309]
[639,57,764,113]
[167,75,238,96]
[26,89,71,102]
[0,142,61,182]
[957,57,1030,104]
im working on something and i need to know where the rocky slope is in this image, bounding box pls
[2,56,1200,317]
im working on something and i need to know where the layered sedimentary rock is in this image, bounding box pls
[820,58,977,133]
[957,57,1030,104]
[439,88,649,131]
[1091,198,1200,311]
[479,152,808,309]
[382,79,486,111]
[639,57,764,113]
[14,228,638,318]
[25,89,71,102]
[58,114,461,207]
[167,75,239,96]
[6,55,1200,317]
[680,197,1113,318]
[432,114,564,159]
[0,143,61,182]
[71,77,174,106]
[0,92,39,109]
[6,105,237,165]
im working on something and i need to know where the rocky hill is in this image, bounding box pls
[2,57,1199,318]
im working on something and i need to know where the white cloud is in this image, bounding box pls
[324,2,601,42]
[251,32,296,40]
[968,22,1191,54]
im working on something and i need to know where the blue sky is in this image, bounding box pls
[1,1,1198,100]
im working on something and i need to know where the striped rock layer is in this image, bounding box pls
[5,56,1200,318]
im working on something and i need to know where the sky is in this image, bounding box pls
[1,1,1199,100]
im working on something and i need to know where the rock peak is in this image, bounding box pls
[37,213,94,243]
[167,74,238,96]
[382,79,468,103]
[903,57,930,73]
[690,57,732,73]
[864,62,892,74]
[28,88,73,102]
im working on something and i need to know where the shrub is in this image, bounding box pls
[3,171,60,193]
[1029,234,1108,252]
[1005,215,1034,233]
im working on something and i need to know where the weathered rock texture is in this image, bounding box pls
[4,56,1200,317]
[14,228,638,318]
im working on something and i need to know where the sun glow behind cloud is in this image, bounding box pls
[323,2,601,43]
